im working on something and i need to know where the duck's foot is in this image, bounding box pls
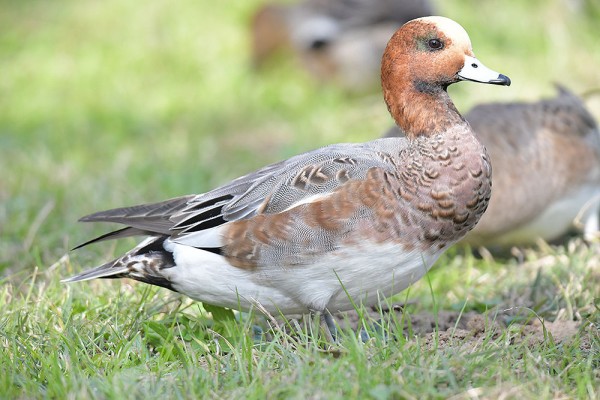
[319,310,338,344]
[358,318,390,343]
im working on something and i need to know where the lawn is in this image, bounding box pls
[1,0,599,398]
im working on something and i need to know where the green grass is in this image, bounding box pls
[1,0,599,398]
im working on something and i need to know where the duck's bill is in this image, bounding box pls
[458,56,511,86]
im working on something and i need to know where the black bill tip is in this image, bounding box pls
[490,73,511,86]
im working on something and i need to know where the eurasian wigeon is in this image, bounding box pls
[251,0,435,90]
[386,85,600,248]
[65,17,510,334]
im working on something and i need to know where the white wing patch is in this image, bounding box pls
[172,225,225,248]
[282,193,333,212]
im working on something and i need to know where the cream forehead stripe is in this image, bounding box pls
[413,16,472,49]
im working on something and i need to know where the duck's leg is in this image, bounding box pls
[319,310,338,343]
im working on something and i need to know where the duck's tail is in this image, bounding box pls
[63,237,177,291]
[61,258,129,282]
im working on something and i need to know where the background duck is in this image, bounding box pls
[251,0,435,90]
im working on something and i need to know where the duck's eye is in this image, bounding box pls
[428,39,443,50]
[309,38,329,51]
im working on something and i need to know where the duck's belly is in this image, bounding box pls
[163,240,443,315]
[492,185,600,246]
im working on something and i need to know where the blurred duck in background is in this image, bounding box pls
[386,85,600,248]
[250,0,435,91]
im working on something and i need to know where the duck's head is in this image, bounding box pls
[381,16,510,135]
[382,16,510,91]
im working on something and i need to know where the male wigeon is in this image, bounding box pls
[65,17,510,334]
[251,0,435,90]
[386,86,600,248]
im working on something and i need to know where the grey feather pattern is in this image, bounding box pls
[79,195,196,234]
[171,140,408,235]
[76,139,409,248]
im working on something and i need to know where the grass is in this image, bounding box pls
[1,0,599,398]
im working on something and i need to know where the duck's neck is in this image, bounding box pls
[384,80,467,138]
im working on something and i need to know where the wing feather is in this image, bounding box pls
[75,138,408,249]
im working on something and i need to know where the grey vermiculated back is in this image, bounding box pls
[78,139,410,241]
[198,140,409,216]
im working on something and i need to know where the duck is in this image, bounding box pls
[251,0,435,91]
[64,17,510,335]
[385,86,600,248]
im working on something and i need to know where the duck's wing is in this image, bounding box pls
[75,139,407,249]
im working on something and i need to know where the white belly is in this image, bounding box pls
[163,240,444,315]
[492,185,600,246]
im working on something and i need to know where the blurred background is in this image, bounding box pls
[1,0,599,277]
